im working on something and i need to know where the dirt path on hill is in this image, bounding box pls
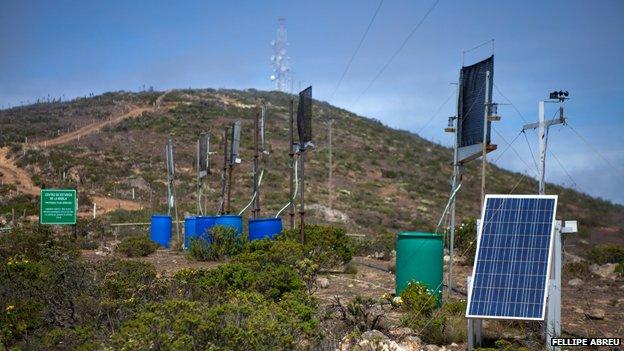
[32,105,151,148]
[0,147,39,196]
[0,91,172,213]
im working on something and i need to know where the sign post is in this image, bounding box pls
[40,189,77,225]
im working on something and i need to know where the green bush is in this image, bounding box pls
[187,225,245,261]
[0,224,79,262]
[117,235,158,257]
[400,281,437,317]
[587,244,624,264]
[563,261,593,279]
[109,293,319,351]
[454,217,477,265]
[332,296,386,333]
[172,262,305,303]
[279,225,353,270]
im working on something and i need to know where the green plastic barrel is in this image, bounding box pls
[395,232,444,302]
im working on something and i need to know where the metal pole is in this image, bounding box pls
[166,144,172,216]
[480,70,491,208]
[538,100,546,195]
[226,164,233,214]
[448,80,461,296]
[328,119,333,210]
[220,127,229,215]
[289,98,296,229]
[299,148,305,244]
[197,138,201,214]
[252,109,260,219]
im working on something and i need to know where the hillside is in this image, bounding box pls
[1,88,622,256]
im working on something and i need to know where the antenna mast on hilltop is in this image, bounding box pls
[271,18,292,92]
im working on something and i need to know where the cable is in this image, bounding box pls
[275,156,299,217]
[493,83,580,188]
[568,122,624,177]
[492,126,539,178]
[329,0,384,101]
[492,130,522,163]
[415,89,455,135]
[522,130,540,174]
[353,0,441,104]
[238,168,265,215]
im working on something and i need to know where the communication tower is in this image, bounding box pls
[270,18,292,92]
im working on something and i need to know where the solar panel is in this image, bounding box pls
[466,195,558,320]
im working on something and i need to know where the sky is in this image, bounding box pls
[1,0,623,204]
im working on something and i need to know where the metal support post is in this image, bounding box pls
[299,149,305,244]
[288,98,296,229]
[480,70,491,208]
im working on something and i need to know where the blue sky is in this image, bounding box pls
[1,0,623,204]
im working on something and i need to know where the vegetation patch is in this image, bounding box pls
[587,244,624,264]
[117,235,158,257]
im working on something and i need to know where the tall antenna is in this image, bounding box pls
[270,18,292,92]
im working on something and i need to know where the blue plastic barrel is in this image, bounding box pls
[150,215,172,248]
[184,216,198,250]
[196,215,219,241]
[215,215,243,235]
[248,217,283,241]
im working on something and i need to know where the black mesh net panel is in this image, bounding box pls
[166,139,175,177]
[297,86,312,147]
[230,120,241,165]
[457,55,494,148]
[198,133,209,178]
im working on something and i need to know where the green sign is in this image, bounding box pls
[40,189,77,225]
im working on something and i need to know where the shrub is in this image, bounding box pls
[279,225,353,270]
[331,296,386,333]
[454,218,477,265]
[563,261,593,279]
[187,237,212,261]
[117,235,158,257]
[187,225,245,261]
[400,281,437,317]
[344,261,358,274]
[587,244,624,264]
[172,261,305,304]
[0,224,79,262]
[109,293,319,351]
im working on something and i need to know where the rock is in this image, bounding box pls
[450,343,459,349]
[127,176,151,191]
[390,250,397,258]
[374,251,385,260]
[392,296,403,307]
[564,251,583,263]
[307,203,350,222]
[584,308,605,320]
[444,255,450,262]
[425,345,439,351]
[399,336,422,350]
[389,327,413,339]
[317,277,330,289]
[590,263,617,280]
[568,278,584,286]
